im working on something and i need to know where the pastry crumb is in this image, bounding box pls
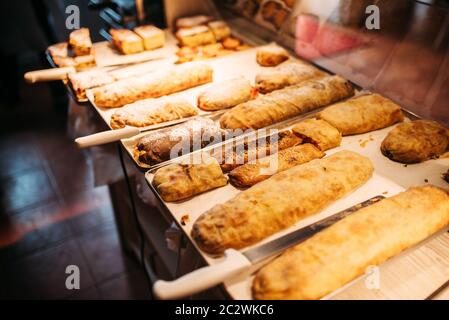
[382,191,388,195]
[180,214,190,226]
[424,179,429,183]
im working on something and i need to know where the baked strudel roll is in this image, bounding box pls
[381,120,449,164]
[220,76,354,130]
[197,77,255,111]
[92,63,213,108]
[152,156,228,202]
[253,185,449,300]
[228,143,324,188]
[255,62,325,94]
[69,69,116,100]
[110,96,198,129]
[192,151,373,254]
[135,118,224,166]
[213,130,303,173]
[317,93,404,135]
[292,119,342,151]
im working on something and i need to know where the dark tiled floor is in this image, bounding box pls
[0,52,150,300]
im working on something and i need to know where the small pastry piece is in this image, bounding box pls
[134,25,165,50]
[229,143,324,188]
[255,62,325,93]
[256,43,289,67]
[176,15,213,29]
[192,151,373,254]
[215,130,303,172]
[176,26,216,47]
[292,119,342,151]
[208,20,231,41]
[47,42,68,58]
[152,156,228,202]
[220,76,354,130]
[222,37,241,50]
[202,43,223,58]
[381,120,449,164]
[69,69,116,100]
[69,28,92,56]
[72,55,96,70]
[135,118,224,165]
[92,63,213,108]
[253,185,449,300]
[110,96,198,129]
[317,93,404,135]
[198,77,255,111]
[110,29,144,54]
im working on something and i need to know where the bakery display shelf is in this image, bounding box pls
[144,105,449,299]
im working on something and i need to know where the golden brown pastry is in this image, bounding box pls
[317,93,404,135]
[176,26,216,47]
[222,37,241,50]
[135,118,224,165]
[192,151,373,254]
[69,28,92,56]
[92,63,213,108]
[228,143,324,188]
[197,77,255,111]
[48,42,68,58]
[253,185,449,300]
[255,62,325,94]
[292,119,342,151]
[220,76,354,130]
[152,156,228,202]
[176,15,213,29]
[134,25,165,50]
[256,44,289,67]
[110,29,144,55]
[110,96,198,129]
[208,20,231,41]
[214,130,302,172]
[381,120,449,164]
[69,69,116,100]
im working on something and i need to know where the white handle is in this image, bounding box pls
[24,66,76,83]
[75,126,141,148]
[153,249,251,300]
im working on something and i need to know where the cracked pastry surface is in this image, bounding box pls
[253,185,449,300]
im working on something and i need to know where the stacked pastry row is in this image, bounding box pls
[174,15,251,64]
[110,25,165,55]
